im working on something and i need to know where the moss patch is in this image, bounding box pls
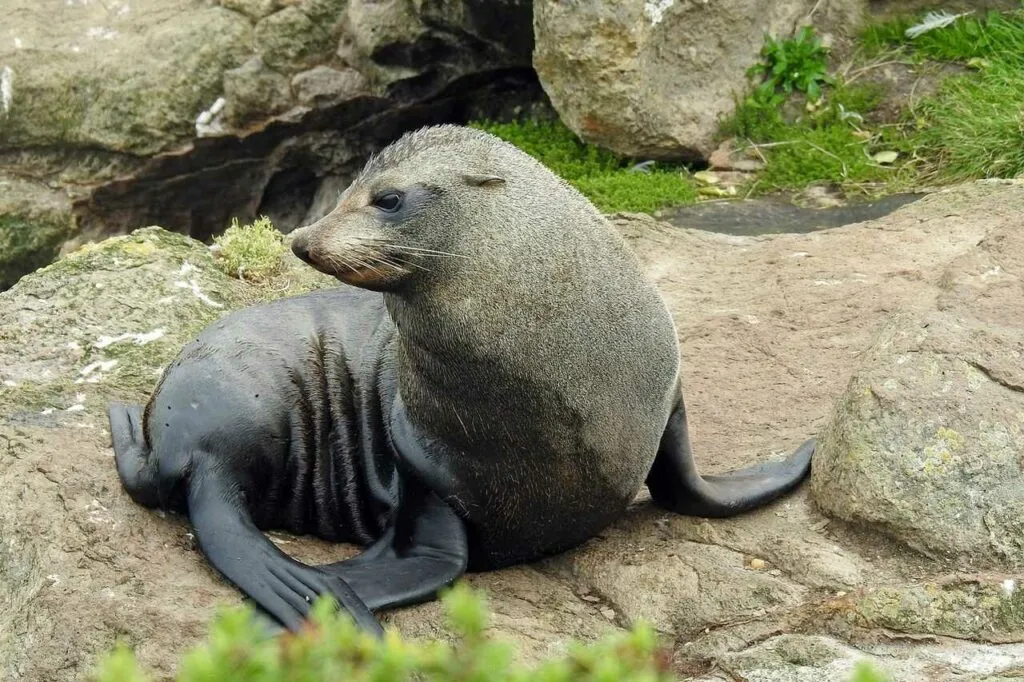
[471,119,697,214]
[0,177,75,290]
[0,226,334,422]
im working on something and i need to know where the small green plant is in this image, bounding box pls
[212,215,287,283]
[748,26,833,103]
[90,584,675,682]
[471,119,697,213]
[723,80,902,192]
[721,26,910,194]
[849,660,892,682]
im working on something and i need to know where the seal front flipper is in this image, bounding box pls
[186,462,384,636]
[108,402,160,509]
[646,397,814,518]
[318,478,468,611]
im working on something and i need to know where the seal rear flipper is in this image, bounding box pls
[108,402,161,509]
[186,463,384,636]
[318,479,469,612]
[646,398,814,518]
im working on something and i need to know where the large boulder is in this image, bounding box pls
[3,181,1024,679]
[532,0,866,161]
[0,0,537,290]
[811,206,1024,567]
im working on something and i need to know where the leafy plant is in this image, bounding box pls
[748,26,833,102]
[90,584,675,682]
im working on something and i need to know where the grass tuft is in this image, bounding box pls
[912,60,1024,181]
[862,10,1024,65]
[212,215,287,283]
[722,81,905,192]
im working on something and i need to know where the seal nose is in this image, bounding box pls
[291,228,313,264]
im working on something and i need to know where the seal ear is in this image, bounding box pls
[463,174,505,188]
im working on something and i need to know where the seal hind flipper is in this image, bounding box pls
[646,398,814,518]
[186,462,384,636]
[319,480,468,611]
[109,402,161,509]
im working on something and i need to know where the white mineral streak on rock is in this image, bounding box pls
[94,328,166,348]
[85,27,119,40]
[174,278,224,308]
[195,97,227,137]
[643,0,674,26]
[1,66,13,117]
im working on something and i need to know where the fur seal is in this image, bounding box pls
[108,124,813,634]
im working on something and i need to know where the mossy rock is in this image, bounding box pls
[0,176,74,290]
[811,311,1024,568]
[0,2,252,154]
[822,579,1024,643]
[0,225,335,420]
[254,6,334,72]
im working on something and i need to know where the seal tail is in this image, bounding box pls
[646,397,814,518]
[108,402,161,509]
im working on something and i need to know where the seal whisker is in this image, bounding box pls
[363,239,469,260]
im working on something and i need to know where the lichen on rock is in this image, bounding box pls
[811,311,1024,568]
[0,175,74,290]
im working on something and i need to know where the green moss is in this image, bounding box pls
[91,584,675,682]
[471,119,697,214]
[0,212,74,290]
[213,216,288,282]
[850,661,892,682]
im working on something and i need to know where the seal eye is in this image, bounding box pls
[372,192,403,213]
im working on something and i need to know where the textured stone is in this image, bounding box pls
[223,57,294,125]
[291,65,369,107]
[532,0,866,160]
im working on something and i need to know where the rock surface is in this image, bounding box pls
[2,181,1024,680]
[0,0,537,289]
[532,0,865,161]
[812,237,1024,568]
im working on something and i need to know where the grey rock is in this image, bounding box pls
[291,65,369,108]
[223,57,294,125]
[532,0,866,161]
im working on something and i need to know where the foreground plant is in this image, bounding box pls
[91,584,674,682]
